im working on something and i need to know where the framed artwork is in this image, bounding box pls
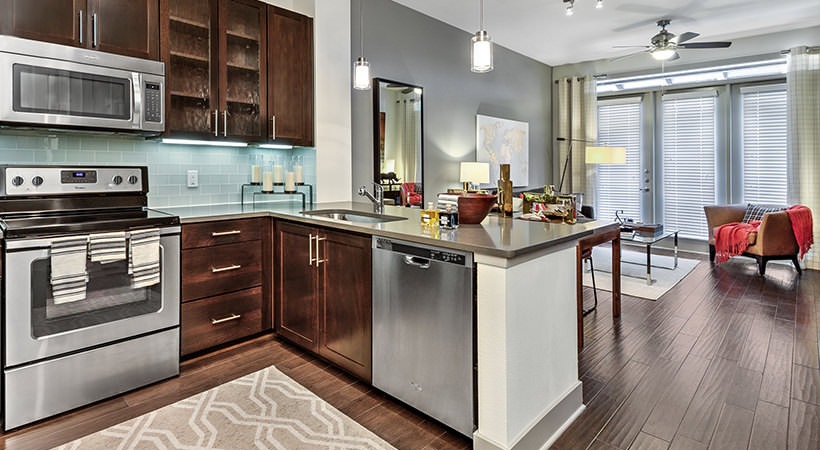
[476,114,529,187]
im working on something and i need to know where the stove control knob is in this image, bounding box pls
[31,176,44,186]
[11,175,24,186]
[127,175,139,185]
[112,175,123,185]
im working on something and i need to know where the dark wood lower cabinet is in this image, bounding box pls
[319,230,372,381]
[276,221,372,382]
[276,221,318,350]
[180,218,271,357]
[181,286,262,355]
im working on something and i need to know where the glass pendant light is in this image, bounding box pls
[471,0,493,73]
[353,0,371,90]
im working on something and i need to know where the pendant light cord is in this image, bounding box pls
[359,0,365,57]
[479,0,484,31]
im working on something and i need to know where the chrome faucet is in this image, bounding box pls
[358,183,384,213]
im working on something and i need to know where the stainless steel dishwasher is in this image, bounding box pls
[372,236,475,437]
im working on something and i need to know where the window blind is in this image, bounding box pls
[662,92,717,240]
[741,85,788,205]
[596,98,642,222]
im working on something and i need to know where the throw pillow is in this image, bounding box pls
[742,203,785,223]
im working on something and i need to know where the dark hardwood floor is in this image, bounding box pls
[554,254,820,450]
[1,254,818,450]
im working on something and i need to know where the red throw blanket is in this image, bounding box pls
[714,221,760,263]
[787,205,814,258]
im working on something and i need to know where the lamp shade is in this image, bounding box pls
[585,146,626,164]
[460,162,490,183]
[382,159,395,173]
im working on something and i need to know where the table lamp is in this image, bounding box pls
[460,162,490,192]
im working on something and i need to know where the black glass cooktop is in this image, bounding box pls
[0,208,179,239]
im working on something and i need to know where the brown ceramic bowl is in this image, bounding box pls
[457,193,497,224]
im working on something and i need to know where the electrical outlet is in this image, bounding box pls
[187,170,199,188]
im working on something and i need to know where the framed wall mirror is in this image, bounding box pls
[372,78,424,207]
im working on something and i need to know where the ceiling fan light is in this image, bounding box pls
[652,48,677,61]
[471,30,493,73]
[565,3,574,16]
[595,0,603,9]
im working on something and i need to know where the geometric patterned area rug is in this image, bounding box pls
[53,366,397,450]
[582,246,700,300]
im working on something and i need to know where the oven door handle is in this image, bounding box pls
[211,264,241,273]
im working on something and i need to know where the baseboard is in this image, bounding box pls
[473,382,584,450]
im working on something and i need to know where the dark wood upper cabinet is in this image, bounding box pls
[267,6,314,146]
[87,0,159,60]
[161,0,267,141]
[0,0,158,60]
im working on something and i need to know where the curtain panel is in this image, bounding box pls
[555,76,597,204]
[786,46,820,270]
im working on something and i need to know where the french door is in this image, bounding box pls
[596,90,720,240]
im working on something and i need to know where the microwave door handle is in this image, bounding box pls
[78,10,84,45]
[132,74,143,129]
[92,13,98,48]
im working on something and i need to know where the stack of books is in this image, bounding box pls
[620,222,664,237]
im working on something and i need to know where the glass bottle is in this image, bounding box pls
[439,204,459,229]
[420,202,439,227]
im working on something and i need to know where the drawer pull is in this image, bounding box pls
[211,314,241,325]
[212,264,241,273]
[211,230,241,237]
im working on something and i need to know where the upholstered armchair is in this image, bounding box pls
[400,182,422,207]
[704,204,801,275]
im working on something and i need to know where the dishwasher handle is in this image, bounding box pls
[403,255,431,269]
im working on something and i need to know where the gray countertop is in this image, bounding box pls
[158,201,604,259]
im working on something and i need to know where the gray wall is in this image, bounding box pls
[351,0,552,200]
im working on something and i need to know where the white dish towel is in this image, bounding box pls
[129,228,161,289]
[50,235,89,304]
[88,231,127,263]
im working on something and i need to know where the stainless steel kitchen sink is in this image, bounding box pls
[301,209,407,224]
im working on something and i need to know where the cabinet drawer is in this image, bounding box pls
[182,219,263,249]
[182,241,262,302]
[182,287,263,356]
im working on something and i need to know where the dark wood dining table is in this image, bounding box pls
[576,222,621,351]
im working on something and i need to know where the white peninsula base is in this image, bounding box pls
[473,241,584,450]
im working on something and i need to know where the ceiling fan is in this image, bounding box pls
[613,19,732,62]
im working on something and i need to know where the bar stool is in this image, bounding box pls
[581,247,597,315]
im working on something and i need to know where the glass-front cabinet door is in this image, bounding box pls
[164,0,266,141]
[219,0,266,141]
[166,0,215,136]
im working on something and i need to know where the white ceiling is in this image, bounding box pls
[391,0,820,67]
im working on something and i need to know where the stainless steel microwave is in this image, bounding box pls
[0,36,164,134]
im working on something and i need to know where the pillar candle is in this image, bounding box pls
[285,171,296,192]
[273,165,284,183]
[263,172,273,192]
[251,165,261,183]
[295,164,303,183]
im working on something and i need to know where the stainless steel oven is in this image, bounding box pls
[0,165,180,430]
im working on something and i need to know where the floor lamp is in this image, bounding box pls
[556,136,594,193]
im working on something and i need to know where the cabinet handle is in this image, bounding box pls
[223,110,228,136]
[78,10,84,45]
[270,115,276,140]
[211,264,241,273]
[308,233,315,266]
[213,110,219,136]
[211,230,241,237]
[211,313,241,325]
[91,13,98,48]
[315,235,326,266]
